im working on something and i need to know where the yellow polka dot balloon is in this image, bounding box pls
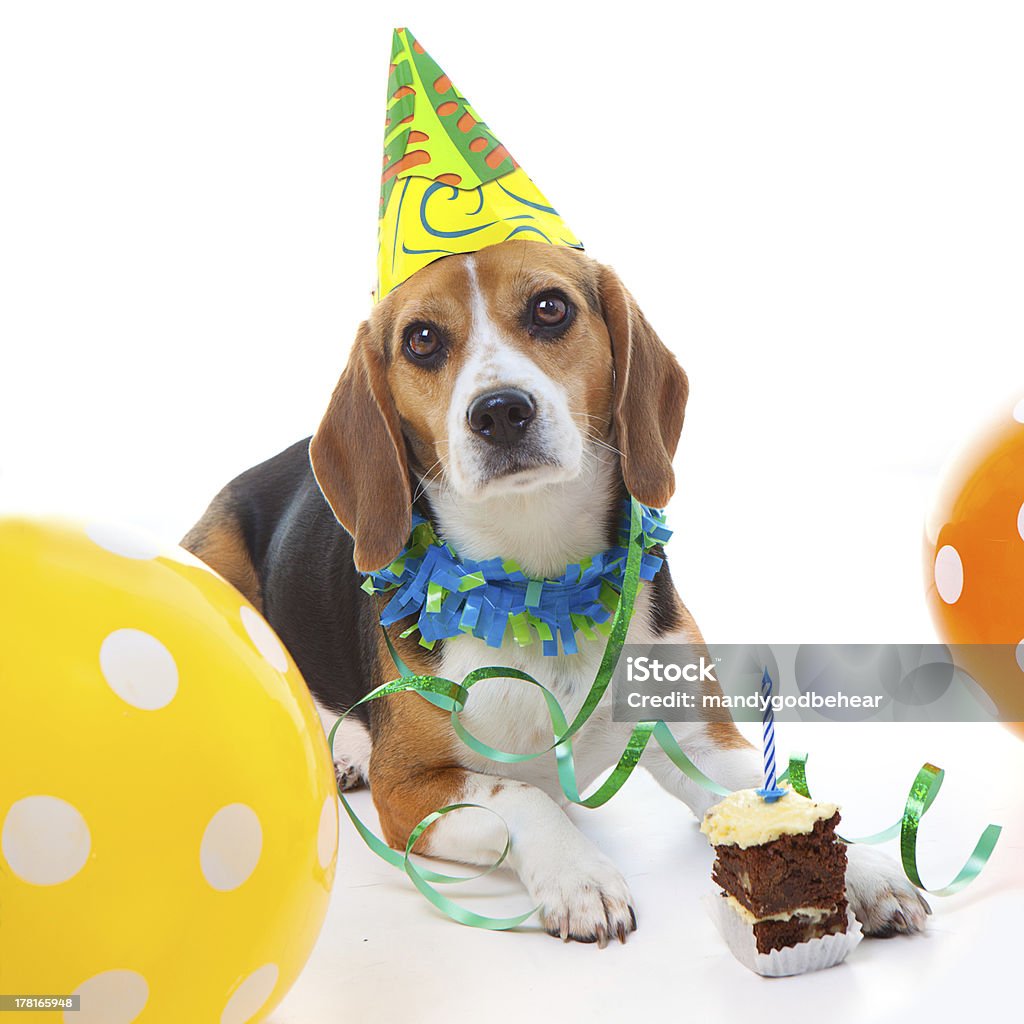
[924,397,1024,740]
[0,519,338,1023]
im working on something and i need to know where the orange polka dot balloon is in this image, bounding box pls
[0,518,338,1023]
[924,398,1024,739]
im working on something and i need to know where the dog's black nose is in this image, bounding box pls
[467,389,536,446]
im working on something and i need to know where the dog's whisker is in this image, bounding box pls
[577,424,623,461]
[412,456,448,503]
[591,439,623,458]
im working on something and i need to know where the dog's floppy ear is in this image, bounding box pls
[598,264,689,508]
[309,321,411,572]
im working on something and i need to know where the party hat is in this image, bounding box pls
[376,28,582,301]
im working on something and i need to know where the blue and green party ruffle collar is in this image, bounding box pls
[361,500,671,656]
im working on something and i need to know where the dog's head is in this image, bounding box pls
[310,241,688,571]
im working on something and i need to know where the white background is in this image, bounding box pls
[1,3,1022,1023]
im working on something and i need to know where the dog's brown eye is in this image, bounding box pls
[403,323,444,360]
[531,292,570,328]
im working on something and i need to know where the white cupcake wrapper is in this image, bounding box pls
[703,889,863,977]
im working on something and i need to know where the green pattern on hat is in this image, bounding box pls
[381,28,516,214]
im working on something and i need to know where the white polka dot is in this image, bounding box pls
[1016,640,1024,674]
[85,523,161,560]
[317,795,338,870]
[69,970,148,1024]
[2,796,91,885]
[240,606,289,672]
[221,963,279,1024]
[100,629,178,710]
[201,804,263,891]
[934,544,964,604]
[1013,398,1024,424]
[1018,500,1024,543]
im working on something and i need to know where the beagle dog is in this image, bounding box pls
[183,239,929,945]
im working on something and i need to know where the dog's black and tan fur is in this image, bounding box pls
[183,241,930,945]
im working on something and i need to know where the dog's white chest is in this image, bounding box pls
[435,588,659,798]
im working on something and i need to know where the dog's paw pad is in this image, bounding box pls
[846,846,931,937]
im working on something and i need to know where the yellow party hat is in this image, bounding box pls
[376,28,583,301]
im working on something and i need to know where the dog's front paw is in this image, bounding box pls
[333,757,366,792]
[845,845,931,937]
[530,855,636,947]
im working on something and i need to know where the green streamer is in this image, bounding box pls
[403,805,538,929]
[900,763,1003,895]
[788,753,1001,894]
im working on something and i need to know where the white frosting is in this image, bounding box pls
[721,893,837,925]
[700,784,839,848]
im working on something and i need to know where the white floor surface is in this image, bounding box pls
[273,721,1024,1024]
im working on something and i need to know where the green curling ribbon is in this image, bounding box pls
[327,500,1000,930]
[403,805,537,929]
[901,763,1002,895]
[788,753,1001,894]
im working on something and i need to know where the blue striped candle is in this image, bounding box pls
[757,667,786,802]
